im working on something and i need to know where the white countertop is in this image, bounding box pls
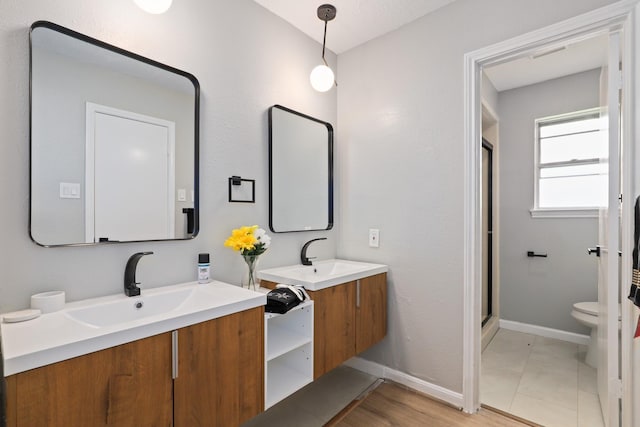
[1,280,265,376]
[257,259,388,291]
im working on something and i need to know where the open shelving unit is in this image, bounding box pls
[264,300,313,409]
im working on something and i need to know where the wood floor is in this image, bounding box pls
[329,382,538,427]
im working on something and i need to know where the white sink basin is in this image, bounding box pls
[1,281,266,376]
[257,259,388,291]
[65,287,195,328]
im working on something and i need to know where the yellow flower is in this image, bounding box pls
[224,225,258,252]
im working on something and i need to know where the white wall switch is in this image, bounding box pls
[59,182,81,199]
[177,188,187,201]
[369,229,380,248]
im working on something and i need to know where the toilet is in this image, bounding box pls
[571,302,621,368]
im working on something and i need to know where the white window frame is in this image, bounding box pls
[531,107,604,218]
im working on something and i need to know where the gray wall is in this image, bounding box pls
[0,0,337,310]
[498,69,601,335]
[336,0,615,393]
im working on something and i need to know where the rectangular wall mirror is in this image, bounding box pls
[268,105,333,233]
[30,21,200,246]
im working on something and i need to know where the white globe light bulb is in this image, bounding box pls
[310,64,335,92]
[134,0,173,14]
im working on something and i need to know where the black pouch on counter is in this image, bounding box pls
[265,288,302,314]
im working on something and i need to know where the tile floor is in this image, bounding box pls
[242,365,379,427]
[481,328,604,427]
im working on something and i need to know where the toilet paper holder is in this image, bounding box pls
[527,251,547,258]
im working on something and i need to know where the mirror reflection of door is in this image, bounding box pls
[482,139,493,326]
[86,103,175,242]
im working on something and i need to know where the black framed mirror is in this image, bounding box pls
[268,105,333,233]
[29,21,200,246]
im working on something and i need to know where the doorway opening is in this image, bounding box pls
[480,48,611,424]
[463,4,636,427]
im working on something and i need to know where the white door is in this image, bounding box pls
[86,103,175,242]
[597,31,621,427]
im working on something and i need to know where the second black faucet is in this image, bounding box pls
[300,238,326,266]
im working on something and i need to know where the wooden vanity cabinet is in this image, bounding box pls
[174,307,264,426]
[354,273,387,354]
[5,332,173,427]
[262,272,387,379]
[310,273,387,378]
[5,306,264,427]
[309,281,356,378]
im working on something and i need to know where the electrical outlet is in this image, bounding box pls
[369,229,380,248]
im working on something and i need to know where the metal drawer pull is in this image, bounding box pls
[172,330,178,379]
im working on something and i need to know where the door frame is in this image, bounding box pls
[462,2,638,425]
[85,102,176,243]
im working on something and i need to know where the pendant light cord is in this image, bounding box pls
[322,19,328,66]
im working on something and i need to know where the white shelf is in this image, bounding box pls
[264,300,313,409]
[267,326,312,361]
[265,351,313,409]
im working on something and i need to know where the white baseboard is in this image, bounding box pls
[499,319,590,346]
[481,317,499,352]
[343,357,463,409]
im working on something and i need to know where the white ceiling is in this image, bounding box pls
[252,0,457,54]
[484,34,608,92]
[254,1,608,91]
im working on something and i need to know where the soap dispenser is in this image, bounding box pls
[198,253,210,284]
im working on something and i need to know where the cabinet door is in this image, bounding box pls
[6,333,173,427]
[309,282,356,379]
[174,307,264,427]
[355,273,387,354]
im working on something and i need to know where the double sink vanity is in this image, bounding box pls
[2,259,387,426]
[11,19,387,427]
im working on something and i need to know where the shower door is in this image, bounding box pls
[482,139,493,326]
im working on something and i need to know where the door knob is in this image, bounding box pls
[587,246,601,257]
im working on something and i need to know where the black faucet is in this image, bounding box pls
[301,238,327,266]
[124,252,153,297]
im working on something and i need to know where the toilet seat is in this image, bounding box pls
[572,302,621,320]
[573,302,598,316]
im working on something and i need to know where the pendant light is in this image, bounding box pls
[310,4,337,92]
[134,0,173,14]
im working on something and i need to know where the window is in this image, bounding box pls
[532,108,608,217]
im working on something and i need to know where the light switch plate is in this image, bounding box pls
[177,189,187,201]
[369,229,380,248]
[59,182,81,199]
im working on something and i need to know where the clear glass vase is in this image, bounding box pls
[241,254,260,291]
